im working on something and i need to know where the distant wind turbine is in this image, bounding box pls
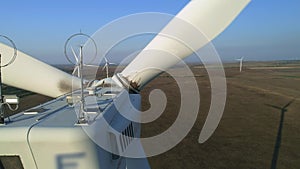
[236,57,244,72]
[102,57,116,78]
[70,45,99,77]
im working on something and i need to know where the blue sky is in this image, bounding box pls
[0,0,299,64]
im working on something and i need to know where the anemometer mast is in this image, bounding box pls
[78,45,86,123]
[0,35,18,124]
[64,33,97,124]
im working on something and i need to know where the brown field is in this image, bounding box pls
[4,61,300,169]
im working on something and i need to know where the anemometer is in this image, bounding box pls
[64,33,98,124]
[0,35,19,124]
[64,33,98,66]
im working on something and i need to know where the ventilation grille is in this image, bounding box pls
[119,122,134,152]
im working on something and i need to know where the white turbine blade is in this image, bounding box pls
[116,0,250,90]
[108,62,117,66]
[72,66,79,77]
[71,46,79,63]
[1,43,81,98]
[84,64,99,68]
[102,64,108,71]
[72,66,77,75]
[104,57,108,63]
[77,66,80,77]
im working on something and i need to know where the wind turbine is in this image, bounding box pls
[102,57,116,78]
[65,33,99,79]
[0,0,251,168]
[70,45,99,78]
[70,46,81,77]
[236,57,244,72]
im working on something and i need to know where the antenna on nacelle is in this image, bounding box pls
[0,35,19,124]
[64,33,97,124]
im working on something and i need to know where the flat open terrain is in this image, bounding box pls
[3,61,300,169]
